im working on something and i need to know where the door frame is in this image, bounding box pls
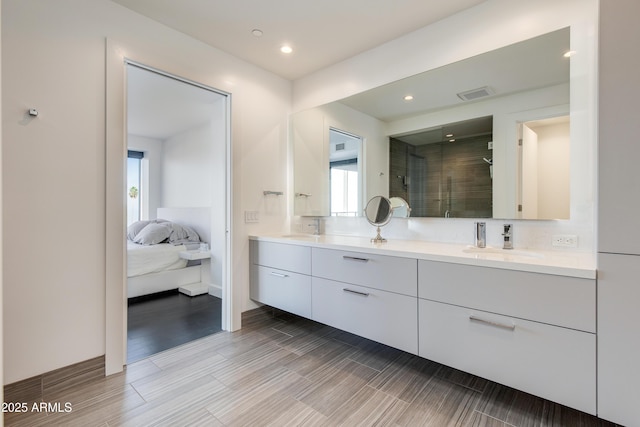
[105,40,233,375]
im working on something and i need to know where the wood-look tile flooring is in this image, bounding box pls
[5,308,620,427]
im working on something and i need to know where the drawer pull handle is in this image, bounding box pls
[343,256,369,262]
[342,288,370,297]
[270,272,289,278]
[469,315,515,331]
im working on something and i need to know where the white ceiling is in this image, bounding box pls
[121,2,568,141]
[339,27,570,122]
[111,0,487,80]
[127,65,226,139]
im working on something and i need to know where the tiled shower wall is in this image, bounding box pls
[389,135,492,218]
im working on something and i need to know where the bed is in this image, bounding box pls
[127,207,211,298]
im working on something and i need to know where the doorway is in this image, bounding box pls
[124,63,229,363]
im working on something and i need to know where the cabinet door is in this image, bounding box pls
[597,253,640,426]
[250,265,311,318]
[598,1,640,255]
[419,299,596,415]
[312,277,418,354]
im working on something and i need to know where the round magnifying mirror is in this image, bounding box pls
[390,197,411,218]
[364,196,392,243]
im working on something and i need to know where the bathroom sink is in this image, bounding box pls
[462,246,544,259]
[278,234,322,241]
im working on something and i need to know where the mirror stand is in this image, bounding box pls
[371,226,387,243]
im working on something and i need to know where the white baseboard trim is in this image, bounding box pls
[208,283,222,298]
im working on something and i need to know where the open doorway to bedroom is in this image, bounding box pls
[124,63,228,363]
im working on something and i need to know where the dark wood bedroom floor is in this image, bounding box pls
[127,291,222,364]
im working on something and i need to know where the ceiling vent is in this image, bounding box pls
[457,86,495,101]
[336,143,346,151]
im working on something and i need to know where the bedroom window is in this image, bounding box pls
[330,159,359,216]
[127,150,144,226]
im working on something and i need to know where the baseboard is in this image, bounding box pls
[4,356,105,403]
[208,283,222,298]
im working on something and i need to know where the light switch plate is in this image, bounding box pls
[244,211,259,223]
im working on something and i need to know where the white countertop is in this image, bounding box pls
[249,234,597,279]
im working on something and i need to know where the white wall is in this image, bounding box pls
[534,121,571,219]
[293,0,598,253]
[162,122,216,207]
[3,0,290,384]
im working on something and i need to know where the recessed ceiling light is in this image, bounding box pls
[403,95,414,101]
[251,29,263,37]
[449,139,456,143]
[445,133,454,138]
[280,45,293,54]
[563,50,576,58]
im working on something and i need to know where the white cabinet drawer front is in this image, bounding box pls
[312,248,417,296]
[419,299,596,414]
[250,240,311,274]
[418,260,595,332]
[312,277,418,354]
[250,265,311,317]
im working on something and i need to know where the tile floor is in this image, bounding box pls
[4,307,620,426]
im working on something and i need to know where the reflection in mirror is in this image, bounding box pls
[364,196,392,243]
[330,128,362,216]
[390,116,493,218]
[390,196,411,218]
[518,115,570,219]
[291,27,571,220]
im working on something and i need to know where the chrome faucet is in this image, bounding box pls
[502,223,513,249]
[474,222,486,248]
[307,218,321,235]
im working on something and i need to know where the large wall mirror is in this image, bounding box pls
[292,27,571,220]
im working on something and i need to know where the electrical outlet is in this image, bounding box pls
[552,234,578,248]
[244,210,259,223]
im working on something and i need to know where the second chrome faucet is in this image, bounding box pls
[474,222,486,248]
[474,222,514,249]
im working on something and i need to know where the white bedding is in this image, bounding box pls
[127,240,188,277]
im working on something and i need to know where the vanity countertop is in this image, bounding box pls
[249,234,596,279]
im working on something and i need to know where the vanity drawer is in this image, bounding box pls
[418,260,595,332]
[312,248,417,296]
[250,265,311,317]
[312,277,418,354]
[250,240,311,275]
[419,299,596,414]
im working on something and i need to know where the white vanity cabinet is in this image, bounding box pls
[249,235,598,416]
[311,248,418,354]
[249,241,312,317]
[418,260,596,414]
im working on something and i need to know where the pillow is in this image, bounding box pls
[133,222,173,245]
[168,223,201,244]
[127,220,151,241]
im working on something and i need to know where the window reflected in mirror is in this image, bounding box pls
[389,116,493,218]
[329,128,362,216]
